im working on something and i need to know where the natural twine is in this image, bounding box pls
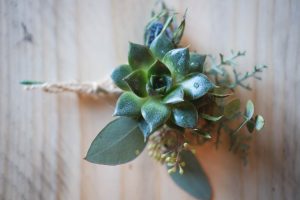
[23,76,122,98]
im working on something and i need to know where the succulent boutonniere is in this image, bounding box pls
[84,3,266,200]
[21,2,267,200]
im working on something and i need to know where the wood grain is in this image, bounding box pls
[1,0,300,199]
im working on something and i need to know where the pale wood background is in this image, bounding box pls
[1,0,300,199]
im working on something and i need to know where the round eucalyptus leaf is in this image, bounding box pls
[180,73,214,100]
[224,99,241,119]
[255,115,264,131]
[124,69,148,97]
[209,87,232,98]
[246,120,255,133]
[189,52,206,73]
[141,99,171,132]
[150,32,174,60]
[163,47,190,75]
[114,92,145,117]
[111,64,132,90]
[171,102,198,128]
[168,151,212,200]
[245,100,254,120]
[85,117,146,165]
[128,42,155,69]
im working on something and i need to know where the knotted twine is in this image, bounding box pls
[23,76,122,98]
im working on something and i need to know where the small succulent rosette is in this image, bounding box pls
[112,46,214,138]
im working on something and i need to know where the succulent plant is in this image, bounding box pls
[111,37,215,139]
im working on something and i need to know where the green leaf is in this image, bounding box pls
[128,42,155,69]
[246,119,255,133]
[148,60,171,77]
[168,151,212,200]
[180,73,215,100]
[147,75,172,95]
[172,102,198,128]
[114,92,145,117]
[255,115,264,131]
[141,99,171,131]
[163,47,190,75]
[124,69,148,97]
[138,119,152,140]
[245,100,254,120]
[85,117,146,165]
[224,99,240,119]
[172,17,185,45]
[189,52,206,73]
[150,32,174,60]
[111,64,132,90]
[201,113,223,122]
[209,87,233,98]
[163,87,184,104]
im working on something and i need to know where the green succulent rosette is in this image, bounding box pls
[112,39,214,139]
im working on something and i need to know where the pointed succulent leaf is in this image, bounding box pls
[148,60,171,77]
[150,32,174,60]
[138,119,152,140]
[146,83,166,96]
[141,99,171,131]
[180,73,214,100]
[255,115,264,131]
[85,117,146,165]
[163,48,190,75]
[168,151,212,200]
[189,52,206,73]
[124,69,148,97]
[147,75,172,96]
[171,102,198,128]
[114,92,145,117]
[128,42,156,69]
[111,64,132,90]
[163,86,184,104]
[245,100,254,120]
[201,113,223,122]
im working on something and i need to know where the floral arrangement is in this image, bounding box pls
[22,3,266,200]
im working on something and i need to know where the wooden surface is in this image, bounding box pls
[1,0,300,199]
